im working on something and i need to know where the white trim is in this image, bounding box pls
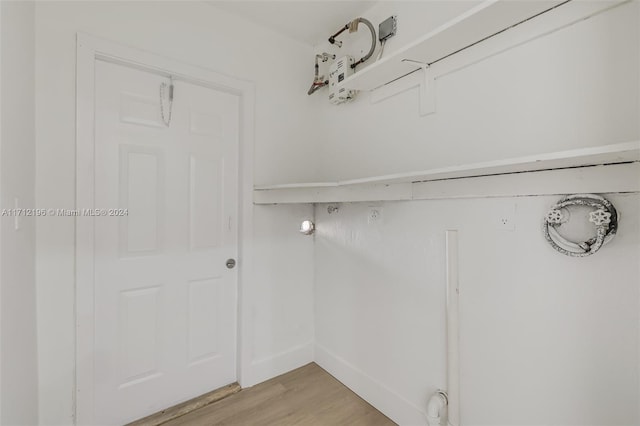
[75,33,255,424]
[254,162,640,205]
[255,182,339,190]
[411,162,640,201]
[249,342,314,386]
[445,230,460,426]
[368,0,628,110]
[314,343,428,425]
[345,0,626,92]
[342,0,565,91]
[0,2,3,421]
[255,141,639,191]
[338,141,640,185]
[254,183,413,205]
[636,2,640,419]
[637,3,640,422]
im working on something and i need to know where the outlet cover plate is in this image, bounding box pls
[495,203,516,231]
[368,207,383,224]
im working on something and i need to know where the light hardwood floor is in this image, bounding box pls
[163,363,396,426]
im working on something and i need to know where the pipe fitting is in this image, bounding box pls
[307,53,335,95]
[327,17,376,70]
[426,390,448,426]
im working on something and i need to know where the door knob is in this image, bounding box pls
[226,258,236,269]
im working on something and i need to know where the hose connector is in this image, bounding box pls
[307,53,335,95]
[426,390,448,426]
[328,18,376,69]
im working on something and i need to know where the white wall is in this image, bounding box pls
[313,1,639,181]
[0,1,39,424]
[250,204,315,385]
[314,193,640,425]
[31,1,640,424]
[311,2,640,425]
[35,2,316,423]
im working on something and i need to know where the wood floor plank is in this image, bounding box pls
[128,383,241,426]
[167,383,288,425]
[162,363,396,426]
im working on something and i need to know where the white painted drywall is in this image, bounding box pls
[313,1,639,181]
[310,2,640,425]
[211,1,377,46]
[314,194,640,425]
[31,1,640,424]
[250,204,315,385]
[0,1,39,424]
[35,2,316,423]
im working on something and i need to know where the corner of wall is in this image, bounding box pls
[0,0,39,424]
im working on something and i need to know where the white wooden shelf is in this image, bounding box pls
[254,141,640,204]
[341,0,569,91]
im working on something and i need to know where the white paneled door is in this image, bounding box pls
[93,60,239,425]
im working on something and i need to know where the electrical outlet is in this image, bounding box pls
[368,207,383,224]
[497,216,514,230]
[495,203,516,231]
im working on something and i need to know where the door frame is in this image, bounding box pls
[75,33,255,424]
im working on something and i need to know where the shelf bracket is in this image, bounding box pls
[403,59,436,116]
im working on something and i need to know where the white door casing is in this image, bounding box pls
[76,34,255,425]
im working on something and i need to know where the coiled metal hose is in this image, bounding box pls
[543,194,618,257]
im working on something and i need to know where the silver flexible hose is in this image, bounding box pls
[544,222,607,257]
[543,194,618,257]
[328,17,377,70]
[352,17,376,69]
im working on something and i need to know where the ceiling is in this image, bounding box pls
[208,1,378,46]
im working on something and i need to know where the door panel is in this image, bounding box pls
[187,277,222,363]
[118,286,162,385]
[93,59,239,425]
[189,155,223,250]
[119,146,164,255]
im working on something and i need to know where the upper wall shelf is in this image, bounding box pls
[341,0,570,91]
[254,141,640,204]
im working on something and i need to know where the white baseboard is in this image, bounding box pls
[314,343,428,426]
[247,341,314,387]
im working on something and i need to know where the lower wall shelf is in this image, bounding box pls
[254,141,640,204]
